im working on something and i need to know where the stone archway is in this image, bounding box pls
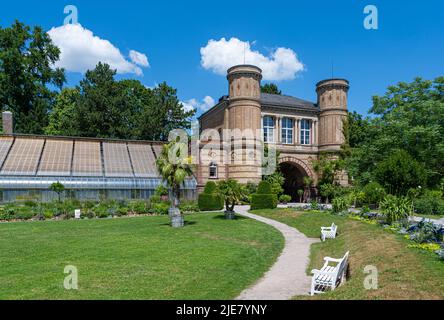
[278,157,314,202]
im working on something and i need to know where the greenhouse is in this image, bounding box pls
[0,134,196,203]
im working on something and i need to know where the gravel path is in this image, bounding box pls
[235,205,319,300]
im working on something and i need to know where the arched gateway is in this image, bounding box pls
[278,156,314,201]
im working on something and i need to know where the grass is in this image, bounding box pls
[0,213,284,300]
[253,208,444,299]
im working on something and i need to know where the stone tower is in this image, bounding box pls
[316,79,349,152]
[225,65,263,183]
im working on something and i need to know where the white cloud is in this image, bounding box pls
[47,24,149,76]
[200,37,304,81]
[181,96,215,112]
[129,50,149,67]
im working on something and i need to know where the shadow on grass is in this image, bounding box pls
[212,214,247,221]
[159,220,198,227]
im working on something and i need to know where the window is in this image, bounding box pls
[281,118,294,144]
[209,162,218,179]
[263,116,275,143]
[300,119,311,145]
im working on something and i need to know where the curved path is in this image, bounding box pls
[235,205,319,300]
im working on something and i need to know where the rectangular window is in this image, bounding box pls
[209,163,218,179]
[263,116,275,143]
[300,119,311,145]
[281,118,294,144]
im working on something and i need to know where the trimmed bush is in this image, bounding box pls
[251,181,277,210]
[198,193,224,211]
[279,194,292,204]
[198,181,224,211]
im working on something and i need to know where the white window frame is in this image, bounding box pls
[263,116,275,143]
[300,119,311,145]
[281,118,294,144]
[209,162,218,179]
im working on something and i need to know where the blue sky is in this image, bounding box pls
[2,0,443,116]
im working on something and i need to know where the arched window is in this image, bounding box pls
[209,162,218,179]
[263,116,275,143]
[300,119,311,145]
[281,118,294,144]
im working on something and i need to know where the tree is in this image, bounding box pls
[374,149,427,196]
[45,88,80,136]
[265,171,284,196]
[0,21,65,133]
[261,83,282,95]
[346,77,444,188]
[49,181,65,202]
[217,179,244,217]
[155,140,194,227]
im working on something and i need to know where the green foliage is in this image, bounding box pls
[332,197,350,213]
[310,200,320,210]
[362,182,386,205]
[152,202,170,215]
[250,194,278,210]
[49,181,65,202]
[380,195,412,225]
[198,193,224,211]
[0,21,65,134]
[198,181,224,211]
[154,185,169,197]
[374,149,427,196]
[129,200,149,214]
[265,172,284,196]
[217,179,245,212]
[45,88,80,136]
[279,195,292,203]
[178,201,200,213]
[313,156,344,186]
[346,77,444,189]
[414,194,444,215]
[261,83,282,95]
[203,181,218,194]
[257,181,272,194]
[149,195,162,204]
[251,181,277,210]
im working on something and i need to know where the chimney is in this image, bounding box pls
[2,111,13,135]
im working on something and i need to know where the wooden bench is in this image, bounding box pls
[321,223,337,242]
[310,251,349,295]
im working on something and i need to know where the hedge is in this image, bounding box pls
[251,181,277,210]
[250,194,278,210]
[198,193,224,211]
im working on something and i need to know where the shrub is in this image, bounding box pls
[179,201,200,213]
[152,202,169,215]
[149,195,162,205]
[332,196,350,213]
[362,182,386,206]
[414,194,444,215]
[310,200,320,210]
[380,195,412,225]
[198,181,224,211]
[198,193,224,211]
[154,185,169,196]
[251,181,277,210]
[251,194,278,210]
[257,181,272,194]
[279,195,292,204]
[129,200,148,214]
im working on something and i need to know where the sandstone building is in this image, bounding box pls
[197,64,349,200]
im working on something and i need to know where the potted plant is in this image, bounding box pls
[217,179,244,220]
[155,140,194,228]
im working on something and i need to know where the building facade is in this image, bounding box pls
[197,65,349,200]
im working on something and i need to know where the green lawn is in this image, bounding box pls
[0,213,283,300]
[253,209,444,299]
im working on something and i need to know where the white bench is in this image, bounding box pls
[321,223,337,241]
[310,251,349,296]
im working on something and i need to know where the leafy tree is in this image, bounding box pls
[265,171,284,196]
[0,21,65,133]
[155,139,194,227]
[347,77,444,188]
[217,179,244,213]
[374,149,427,196]
[261,83,282,95]
[49,181,65,202]
[45,88,80,136]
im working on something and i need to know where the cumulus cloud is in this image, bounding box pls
[47,24,149,75]
[129,50,149,67]
[181,96,215,112]
[200,37,304,81]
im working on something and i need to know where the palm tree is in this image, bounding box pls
[217,179,245,219]
[155,140,194,228]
